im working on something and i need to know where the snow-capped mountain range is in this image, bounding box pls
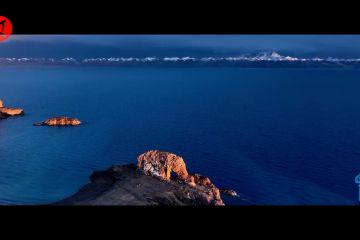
[1,52,360,67]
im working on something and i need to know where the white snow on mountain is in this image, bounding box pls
[1,52,360,65]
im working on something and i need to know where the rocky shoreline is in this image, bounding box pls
[56,150,237,206]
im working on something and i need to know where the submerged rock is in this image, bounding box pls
[220,188,238,197]
[56,150,226,206]
[33,117,81,126]
[0,99,24,119]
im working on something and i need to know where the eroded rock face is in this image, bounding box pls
[0,99,24,118]
[34,117,82,126]
[187,173,222,203]
[137,150,189,181]
[137,150,224,205]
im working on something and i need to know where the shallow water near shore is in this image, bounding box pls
[0,66,359,205]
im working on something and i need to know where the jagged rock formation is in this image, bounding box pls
[33,117,81,126]
[137,150,223,204]
[137,150,189,181]
[56,150,231,206]
[0,99,24,119]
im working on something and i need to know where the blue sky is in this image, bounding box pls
[1,35,360,58]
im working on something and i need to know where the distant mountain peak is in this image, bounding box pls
[1,52,360,67]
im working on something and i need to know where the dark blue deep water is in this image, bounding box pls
[0,66,359,205]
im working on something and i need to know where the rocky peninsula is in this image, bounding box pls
[56,150,236,205]
[0,99,24,119]
[33,117,81,126]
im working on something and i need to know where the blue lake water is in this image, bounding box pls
[0,66,359,205]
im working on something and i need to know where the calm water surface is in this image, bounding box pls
[0,66,359,205]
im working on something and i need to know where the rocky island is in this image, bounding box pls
[33,117,82,126]
[56,150,236,205]
[0,99,24,119]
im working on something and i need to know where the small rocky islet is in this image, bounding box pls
[0,99,24,119]
[1,99,237,205]
[0,99,81,127]
[33,117,82,126]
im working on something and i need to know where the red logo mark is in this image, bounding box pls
[0,16,12,42]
